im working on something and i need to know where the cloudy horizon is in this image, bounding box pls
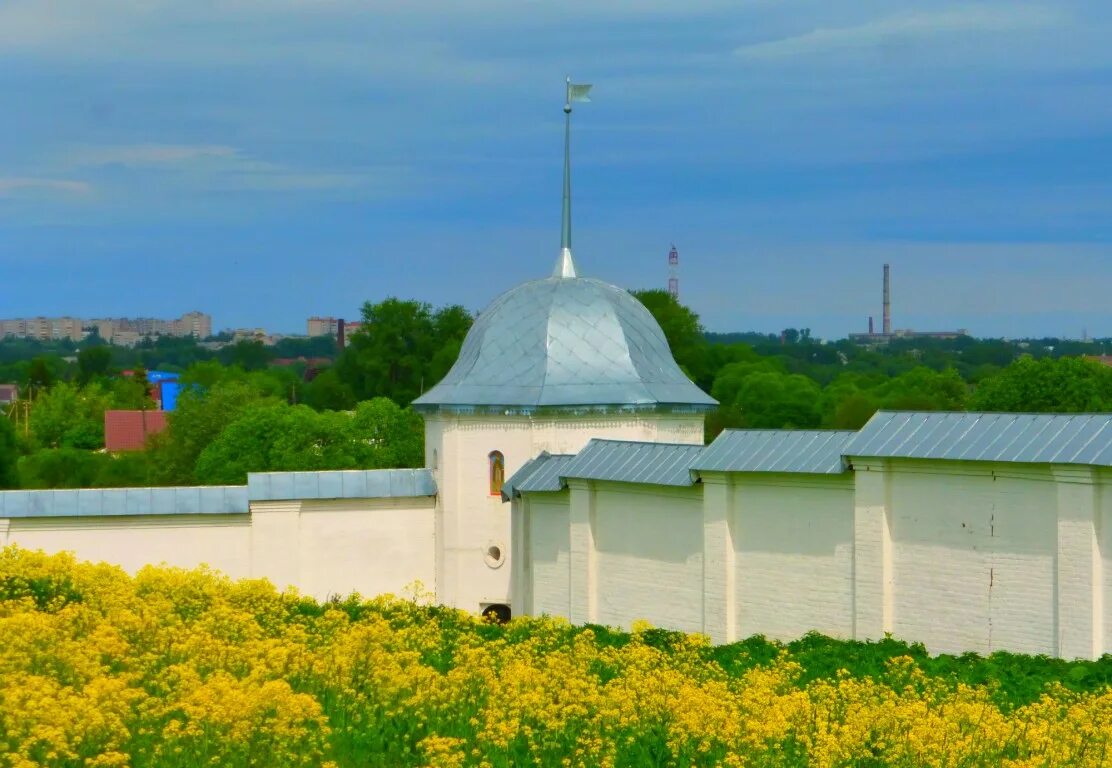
[2,1,1110,339]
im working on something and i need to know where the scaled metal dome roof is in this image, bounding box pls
[412,258,717,412]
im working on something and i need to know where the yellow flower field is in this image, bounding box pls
[0,546,1109,767]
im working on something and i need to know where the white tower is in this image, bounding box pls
[411,79,716,616]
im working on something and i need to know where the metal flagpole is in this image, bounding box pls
[561,76,573,256]
[555,76,590,278]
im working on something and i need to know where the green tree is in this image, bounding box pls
[193,398,423,484]
[971,356,1112,412]
[829,392,880,429]
[181,360,246,391]
[0,417,19,489]
[109,371,156,410]
[335,299,472,405]
[93,452,153,488]
[77,346,113,384]
[631,289,708,383]
[710,360,785,407]
[151,380,280,485]
[303,368,357,411]
[872,367,968,411]
[218,340,272,371]
[27,357,55,390]
[734,371,823,428]
[29,382,111,449]
[17,448,107,489]
[349,397,425,468]
[192,404,341,483]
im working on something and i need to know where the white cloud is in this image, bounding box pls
[0,177,90,197]
[735,5,1065,60]
[45,142,405,201]
[68,144,239,168]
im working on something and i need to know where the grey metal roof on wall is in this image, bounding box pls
[412,274,716,411]
[693,429,855,474]
[844,411,1112,467]
[0,485,249,519]
[0,469,438,519]
[247,468,437,501]
[501,452,575,500]
[559,439,705,487]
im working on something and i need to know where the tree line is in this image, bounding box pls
[2,291,1111,490]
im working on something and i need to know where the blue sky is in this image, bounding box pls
[1,1,1110,339]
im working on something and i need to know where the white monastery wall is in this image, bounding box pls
[730,474,854,642]
[1100,468,1112,656]
[516,455,1110,659]
[880,461,1057,656]
[0,472,437,606]
[4,419,1109,662]
[425,412,704,614]
[254,498,436,601]
[4,514,252,579]
[590,483,703,631]
[515,492,572,618]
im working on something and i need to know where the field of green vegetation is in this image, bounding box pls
[2,548,1111,768]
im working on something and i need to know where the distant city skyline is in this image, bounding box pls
[1,2,1109,339]
[0,312,212,346]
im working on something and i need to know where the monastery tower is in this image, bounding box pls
[411,79,715,615]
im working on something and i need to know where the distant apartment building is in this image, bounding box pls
[307,316,362,338]
[307,316,340,336]
[0,316,83,342]
[0,319,25,338]
[0,311,212,346]
[172,311,212,339]
[231,328,273,344]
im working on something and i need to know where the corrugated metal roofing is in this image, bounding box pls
[0,468,439,519]
[247,468,437,501]
[0,486,248,518]
[844,411,1112,467]
[501,452,575,500]
[412,274,716,411]
[693,430,855,474]
[559,439,704,487]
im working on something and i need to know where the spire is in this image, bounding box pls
[554,77,591,279]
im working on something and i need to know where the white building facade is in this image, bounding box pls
[410,251,716,615]
[507,413,1112,659]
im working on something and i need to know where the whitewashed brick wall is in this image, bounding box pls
[591,483,703,631]
[517,459,1111,660]
[731,475,855,642]
[7,515,252,579]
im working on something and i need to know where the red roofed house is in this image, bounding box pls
[104,410,169,452]
[0,383,17,406]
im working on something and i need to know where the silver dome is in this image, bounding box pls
[413,269,717,412]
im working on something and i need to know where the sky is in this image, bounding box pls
[1,0,1110,340]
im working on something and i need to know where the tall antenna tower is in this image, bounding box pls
[668,244,679,299]
[882,263,891,335]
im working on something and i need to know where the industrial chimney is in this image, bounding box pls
[337,318,346,350]
[882,264,891,335]
[868,316,874,335]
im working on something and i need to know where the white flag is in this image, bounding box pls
[568,83,592,102]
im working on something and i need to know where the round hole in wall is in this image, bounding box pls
[484,544,505,569]
[481,603,511,624]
